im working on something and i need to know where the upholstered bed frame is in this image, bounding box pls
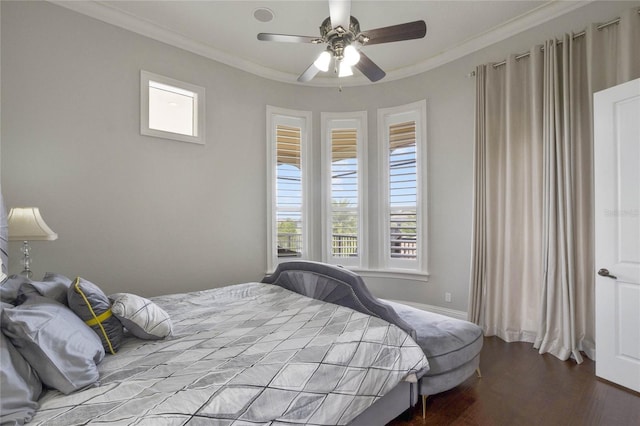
[261,261,417,340]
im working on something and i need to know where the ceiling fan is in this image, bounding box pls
[257,0,427,83]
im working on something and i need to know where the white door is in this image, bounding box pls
[594,78,640,393]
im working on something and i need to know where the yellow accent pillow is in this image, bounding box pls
[67,277,123,354]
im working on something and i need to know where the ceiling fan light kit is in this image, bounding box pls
[314,50,332,72]
[343,45,361,66]
[257,0,426,83]
[339,62,354,77]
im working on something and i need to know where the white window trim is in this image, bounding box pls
[321,111,368,268]
[140,70,205,145]
[377,100,428,274]
[352,268,429,282]
[266,106,312,272]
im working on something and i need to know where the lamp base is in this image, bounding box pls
[20,241,33,279]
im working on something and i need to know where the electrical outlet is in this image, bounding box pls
[445,292,452,303]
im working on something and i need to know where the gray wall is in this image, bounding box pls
[1,1,635,311]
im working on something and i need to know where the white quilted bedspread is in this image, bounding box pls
[30,282,428,425]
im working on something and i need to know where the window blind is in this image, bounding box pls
[388,121,417,260]
[330,128,359,258]
[276,124,302,257]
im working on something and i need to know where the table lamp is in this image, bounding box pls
[8,207,58,278]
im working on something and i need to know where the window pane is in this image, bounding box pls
[331,128,359,258]
[276,124,302,257]
[148,81,196,136]
[389,121,417,260]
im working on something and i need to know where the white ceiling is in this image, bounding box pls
[54,0,592,86]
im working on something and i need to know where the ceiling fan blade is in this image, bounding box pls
[355,52,386,82]
[362,20,427,45]
[258,33,320,43]
[297,63,321,83]
[329,0,351,30]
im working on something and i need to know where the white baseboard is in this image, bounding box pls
[387,299,468,321]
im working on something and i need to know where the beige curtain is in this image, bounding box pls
[470,7,640,362]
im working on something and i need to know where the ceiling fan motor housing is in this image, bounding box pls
[319,16,363,60]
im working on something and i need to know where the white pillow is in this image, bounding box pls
[109,293,172,340]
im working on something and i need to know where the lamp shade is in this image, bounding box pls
[8,208,58,241]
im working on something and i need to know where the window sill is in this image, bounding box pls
[348,268,429,282]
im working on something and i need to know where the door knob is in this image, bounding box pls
[598,268,617,279]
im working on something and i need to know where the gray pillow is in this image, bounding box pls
[109,293,172,340]
[1,275,26,304]
[67,277,124,354]
[16,273,73,305]
[0,302,43,426]
[2,273,72,305]
[1,295,105,395]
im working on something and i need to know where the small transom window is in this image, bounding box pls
[141,71,205,144]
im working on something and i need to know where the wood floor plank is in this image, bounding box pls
[389,337,640,426]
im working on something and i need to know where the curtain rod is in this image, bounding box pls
[467,8,640,77]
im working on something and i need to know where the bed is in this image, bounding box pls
[0,205,429,426]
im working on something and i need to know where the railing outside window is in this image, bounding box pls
[277,233,302,257]
[278,232,416,258]
[332,234,358,257]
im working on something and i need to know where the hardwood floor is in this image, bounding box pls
[389,337,640,426]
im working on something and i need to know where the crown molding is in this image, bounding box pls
[49,0,296,84]
[50,0,593,88]
[370,0,595,86]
